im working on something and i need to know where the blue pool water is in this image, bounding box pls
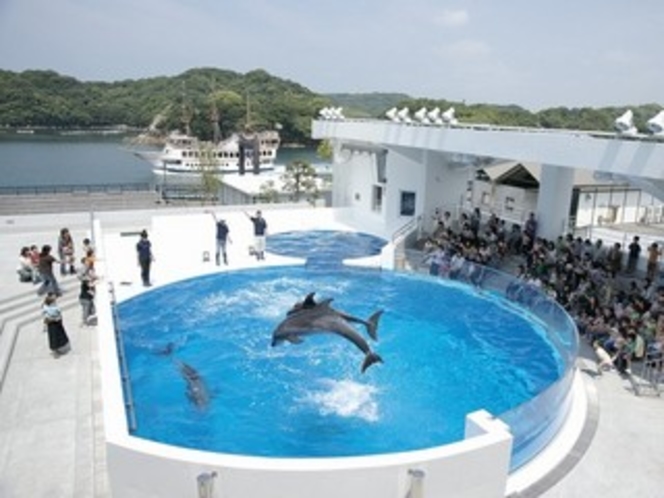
[267,230,388,267]
[118,266,564,459]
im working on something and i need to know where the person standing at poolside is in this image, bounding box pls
[136,229,154,286]
[208,211,232,265]
[245,210,267,260]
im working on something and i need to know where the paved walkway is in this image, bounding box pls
[0,208,663,497]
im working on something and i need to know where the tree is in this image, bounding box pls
[280,160,319,205]
[197,143,223,205]
[316,139,333,161]
[257,179,279,203]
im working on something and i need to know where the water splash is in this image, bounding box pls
[302,379,379,422]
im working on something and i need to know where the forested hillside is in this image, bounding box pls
[326,93,410,117]
[0,68,329,144]
[0,68,660,142]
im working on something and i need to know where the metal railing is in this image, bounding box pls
[109,282,138,433]
[0,182,155,196]
[391,215,424,270]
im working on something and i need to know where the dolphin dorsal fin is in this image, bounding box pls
[303,292,317,308]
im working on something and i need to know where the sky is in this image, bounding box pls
[0,0,662,111]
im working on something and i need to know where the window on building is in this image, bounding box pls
[372,185,383,212]
[400,191,416,216]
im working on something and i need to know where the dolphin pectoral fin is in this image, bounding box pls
[361,352,383,373]
[366,310,384,341]
[286,335,304,344]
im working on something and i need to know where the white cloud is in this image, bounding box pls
[433,9,469,28]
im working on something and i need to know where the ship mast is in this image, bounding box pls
[180,82,192,136]
[245,91,253,132]
[210,99,221,143]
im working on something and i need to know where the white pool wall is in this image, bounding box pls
[93,208,576,498]
[102,409,512,498]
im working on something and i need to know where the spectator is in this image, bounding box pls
[627,236,641,274]
[79,268,96,326]
[17,246,35,283]
[37,245,61,296]
[42,293,71,357]
[524,212,538,243]
[646,242,661,281]
[57,228,76,276]
[607,242,623,277]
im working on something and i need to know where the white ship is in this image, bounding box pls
[135,129,281,176]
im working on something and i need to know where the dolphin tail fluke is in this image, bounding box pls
[366,310,384,341]
[361,351,383,373]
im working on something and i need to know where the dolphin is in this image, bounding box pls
[272,298,383,373]
[288,292,383,341]
[175,359,210,410]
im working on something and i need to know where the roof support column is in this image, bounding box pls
[536,164,574,240]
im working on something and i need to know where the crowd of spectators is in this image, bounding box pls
[422,208,664,379]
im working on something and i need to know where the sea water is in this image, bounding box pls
[0,132,324,188]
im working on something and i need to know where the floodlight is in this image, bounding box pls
[414,107,429,123]
[386,107,399,122]
[647,110,664,135]
[397,107,412,123]
[614,109,637,135]
[427,107,441,124]
[333,107,345,120]
[441,107,458,125]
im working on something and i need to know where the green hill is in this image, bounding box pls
[0,67,660,141]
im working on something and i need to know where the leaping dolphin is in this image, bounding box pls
[288,292,383,341]
[272,297,384,373]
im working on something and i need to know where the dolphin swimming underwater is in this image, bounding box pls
[272,297,384,373]
[155,342,211,409]
[288,292,383,341]
[175,359,211,410]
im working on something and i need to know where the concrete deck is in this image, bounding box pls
[0,207,663,497]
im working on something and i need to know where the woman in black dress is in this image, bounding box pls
[42,293,71,356]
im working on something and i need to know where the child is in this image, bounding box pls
[593,340,614,374]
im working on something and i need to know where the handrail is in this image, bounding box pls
[108,282,138,433]
[0,182,155,196]
[391,215,423,270]
[392,214,423,244]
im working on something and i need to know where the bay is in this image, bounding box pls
[0,132,324,189]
